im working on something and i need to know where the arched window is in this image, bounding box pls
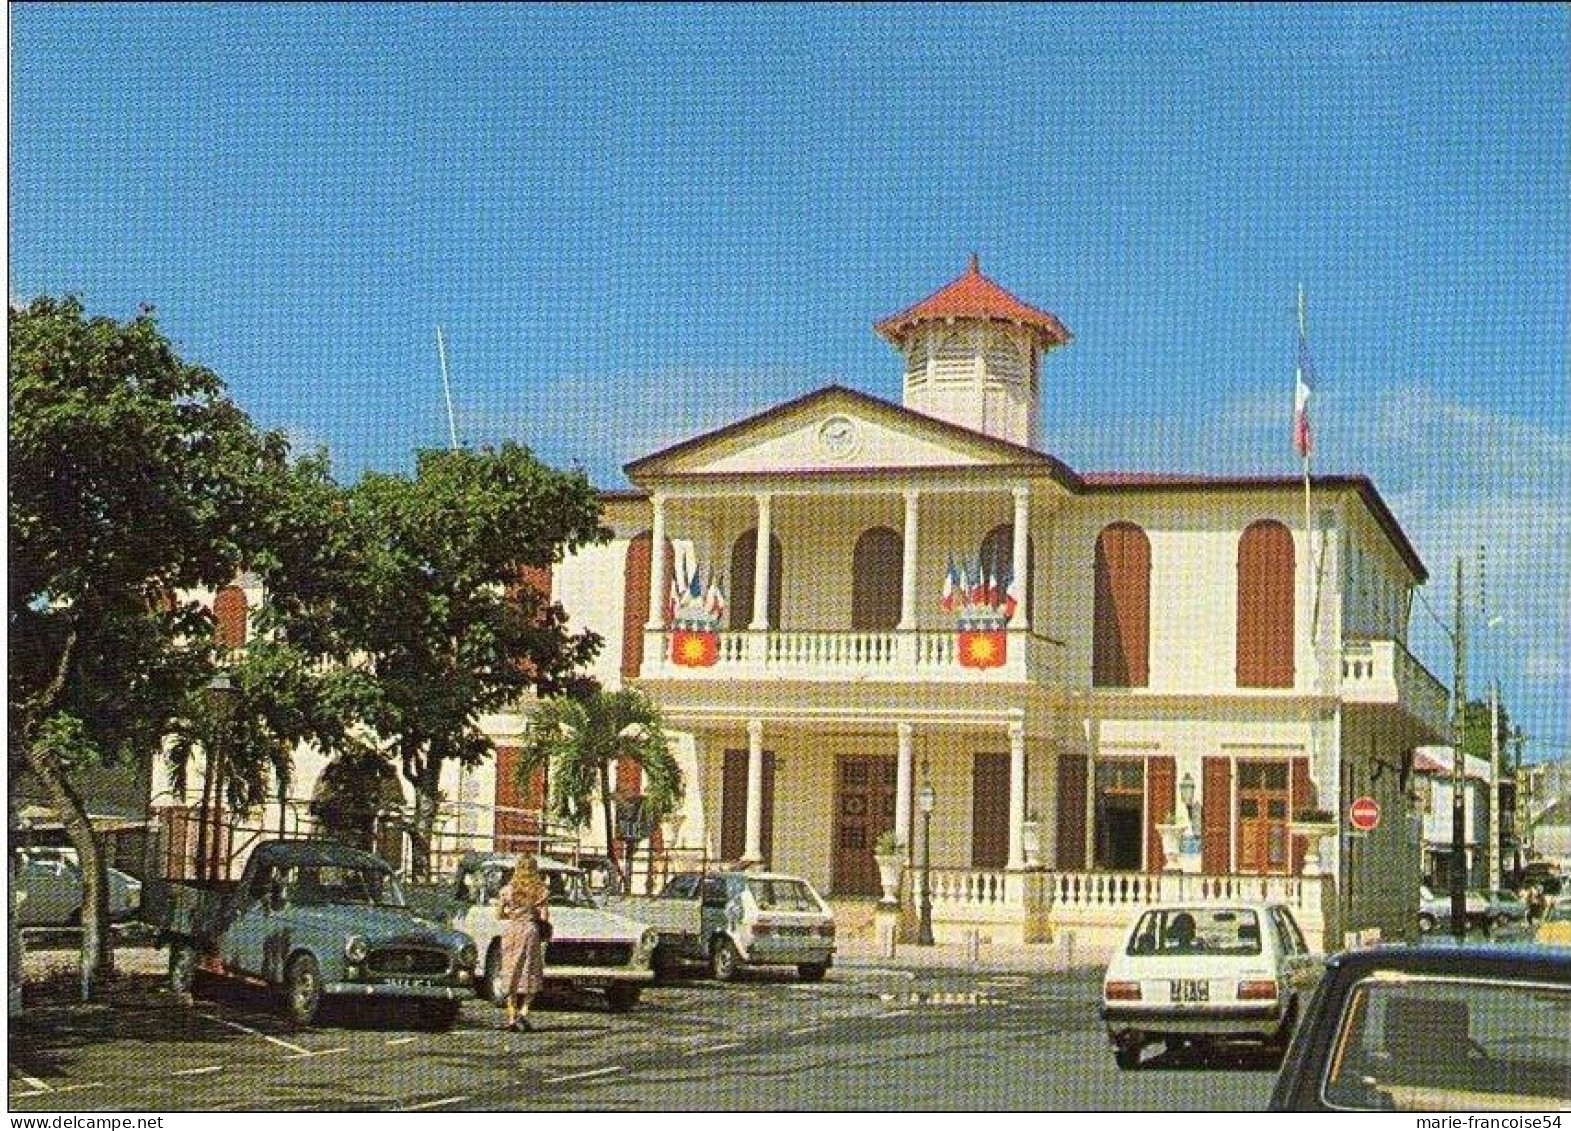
[213,585,248,649]
[729,529,783,630]
[852,527,902,631]
[1093,523,1151,687]
[1236,520,1295,688]
[622,531,674,677]
[977,524,1034,621]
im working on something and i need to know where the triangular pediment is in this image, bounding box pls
[625,386,1065,480]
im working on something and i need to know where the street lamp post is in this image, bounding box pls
[1451,559,1468,942]
[199,672,238,883]
[918,763,936,947]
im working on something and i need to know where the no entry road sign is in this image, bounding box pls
[1349,796,1380,832]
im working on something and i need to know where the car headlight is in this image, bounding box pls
[459,941,478,970]
[345,935,369,962]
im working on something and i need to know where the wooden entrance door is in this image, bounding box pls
[1236,760,1290,874]
[833,756,897,895]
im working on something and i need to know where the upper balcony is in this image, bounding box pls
[638,626,1060,685]
[1340,637,1449,741]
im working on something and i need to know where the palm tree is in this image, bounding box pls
[518,687,682,887]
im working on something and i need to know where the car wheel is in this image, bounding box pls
[1418,912,1435,933]
[797,962,828,983]
[284,953,323,1028]
[1114,1040,1143,1071]
[169,944,199,999]
[711,937,742,982]
[418,1000,461,1031]
[483,941,503,1004]
[605,985,641,1012]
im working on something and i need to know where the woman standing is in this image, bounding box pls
[497,856,550,1031]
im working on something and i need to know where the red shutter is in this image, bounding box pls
[213,586,247,649]
[1094,524,1151,688]
[719,749,773,863]
[1147,755,1176,873]
[1055,754,1088,870]
[622,533,651,677]
[1237,521,1295,688]
[761,752,776,867]
[1291,756,1312,875]
[1202,756,1233,874]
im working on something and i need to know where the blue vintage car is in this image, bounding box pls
[148,839,477,1029]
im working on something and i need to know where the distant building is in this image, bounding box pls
[1412,746,1493,890]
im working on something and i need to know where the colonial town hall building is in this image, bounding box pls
[155,260,1449,955]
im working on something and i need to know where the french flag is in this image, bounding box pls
[941,557,957,613]
[1294,320,1315,459]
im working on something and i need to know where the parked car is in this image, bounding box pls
[14,847,142,928]
[1099,902,1320,1070]
[625,870,836,983]
[1487,888,1529,928]
[1268,943,1571,1111]
[435,852,657,1011]
[1418,885,1489,933]
[1532,897,1571,946]
[144,839,475,1028]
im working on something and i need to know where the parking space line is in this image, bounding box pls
[11,1082,104,1100]
[786,1024,821,1036]
[172,1065,225,1077]
[385,1036,418,1046]
[685,1042,741,1056]
[284,1046,347,1059]
[12,1071,50,1091]
[543,1065,623,1085]
[200,1013,313,1056]
[395,1096,468,1111]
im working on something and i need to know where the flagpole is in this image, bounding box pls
[1298,285,1315,646]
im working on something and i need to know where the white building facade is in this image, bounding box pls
[153,261,1448,957]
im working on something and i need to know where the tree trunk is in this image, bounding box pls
[406,746,443,882]
[599,760,622,888]
[22,741,114,998]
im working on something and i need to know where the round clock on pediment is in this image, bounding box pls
[817,414,861,460]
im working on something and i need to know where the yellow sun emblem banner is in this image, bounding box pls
[958,628,1007,669]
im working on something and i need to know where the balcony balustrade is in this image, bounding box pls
[1341,638,1449,738]
[641,627,1048,682]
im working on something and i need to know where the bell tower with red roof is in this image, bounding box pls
[875,255,1071,449]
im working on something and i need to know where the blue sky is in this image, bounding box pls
[10,4,1568,757]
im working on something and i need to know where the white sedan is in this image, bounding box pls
[1099,901,1321,1070]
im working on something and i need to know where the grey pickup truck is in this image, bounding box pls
[144,839,477,1028]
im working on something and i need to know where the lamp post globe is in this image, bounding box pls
[918,772,936,946]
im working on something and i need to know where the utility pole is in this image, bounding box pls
[1488,682,1501,893]
[1451,558,1468,940]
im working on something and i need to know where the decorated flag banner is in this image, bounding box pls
[1295,309,1315,459]
[941,550,1014,669]
[670,551,724,667]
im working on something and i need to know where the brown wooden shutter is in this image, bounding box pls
[1055,754,1088,870]
[622,533,651,677]
[213,585,248,649]
[971,753,1009,869]
[1147,755,1176,873]
[852,527,903,631]
[1237,521,1295,688]
[494,746,546,853]
[1290,755,1312,875]
[720,749,774,863]
[1202,756,1233,874]
[1094,524,1151,688]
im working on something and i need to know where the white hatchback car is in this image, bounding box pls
[1100,901,1321,1070]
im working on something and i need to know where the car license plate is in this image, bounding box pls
[1171,979,1209,1003]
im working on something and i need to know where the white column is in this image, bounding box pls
[1010,486,1030,629]
[744,719,765,864]
[1007,720,1027,870]
[749,494,773,631]
[895,721,914,854]
[899,491,920,631]
[646,492,668,629]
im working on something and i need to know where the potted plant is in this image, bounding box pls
[1154,806,1187,872]
[873,829,905,906]
[1291,807,1339,875]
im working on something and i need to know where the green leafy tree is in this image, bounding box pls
[519,686,683,887]
[8,297,287,996]
[345,444,608,878]
[1459,698,1512,766]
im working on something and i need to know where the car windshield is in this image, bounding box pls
[287,863,405,907]
[1126,908,1263,956]
[1321,974,1571,1110]
[468,862,597,908]
[746,878,822,912]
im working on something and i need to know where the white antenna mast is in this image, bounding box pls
[435,325,459,450]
